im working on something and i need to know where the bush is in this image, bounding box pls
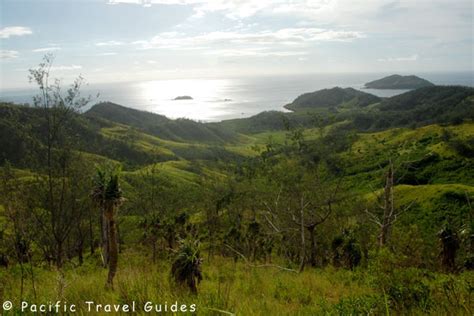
[330,294,386,315]
[171,239,203,294]
[368,249,434,312]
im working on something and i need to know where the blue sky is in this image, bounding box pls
[0,0,472,89]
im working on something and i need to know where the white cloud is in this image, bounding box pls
[105,0,472,46]
[0,50,19,59]
[49,65,83,71]
[206,49,307,57]
[377,54,419,62]
[95,41,124,46]
[97,52,118,56]
[134,28,364,50]
[107,0,162,6]
[0,26,33,39]
[105,0,331,19]
[32,47,62,53]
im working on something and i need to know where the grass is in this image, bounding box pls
[351,122,474,157]
[1,249,472,315]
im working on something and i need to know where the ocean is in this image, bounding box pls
[1,72,472,122]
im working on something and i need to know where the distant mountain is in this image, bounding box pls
[86,102,236,143]
[364,74,435,89]
[285,87,380,112]
[174,96,193,100]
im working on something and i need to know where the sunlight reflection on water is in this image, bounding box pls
[136,79,233,121]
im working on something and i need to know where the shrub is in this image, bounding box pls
[171,239,203,294]
[330,294,386,315]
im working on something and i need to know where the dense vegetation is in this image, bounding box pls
[0,58,473,315]
[364,74,435,89]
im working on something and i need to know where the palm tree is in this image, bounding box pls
[171,239,203,294]
[91,169,123,289]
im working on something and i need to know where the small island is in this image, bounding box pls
[364,74,434,89]
[173,95,193,100]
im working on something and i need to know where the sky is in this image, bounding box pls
[0,0,473,90]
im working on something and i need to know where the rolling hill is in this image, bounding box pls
[86,102,237,144]
[284,87,381,112]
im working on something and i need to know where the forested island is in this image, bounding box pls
[364,74,435,89]
[174,95,193,100]
[0,58,473,315]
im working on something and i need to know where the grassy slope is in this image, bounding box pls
[115,121,473,196]
[1,249,472,315]
[343,122,474,191]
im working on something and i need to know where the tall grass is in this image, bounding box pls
[1,249,472,315]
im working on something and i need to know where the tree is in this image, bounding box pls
[365,159,414,248]
[379,160,396,247]
[201,176,234,260]
[91,168,124,288]
[28,54,91,268]
[256,127,346,271]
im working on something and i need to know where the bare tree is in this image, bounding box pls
[365,160,414,247]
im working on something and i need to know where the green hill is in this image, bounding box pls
[284,87,380,112]
[364,74,435,89]
[221,85,473,135]
[350,86,474,130]
[86,102,237,144]
[0,102,244,170]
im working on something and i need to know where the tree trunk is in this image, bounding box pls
[308,225,316,267]
[89,212,94,255]
[299,203,306,273]
[56,240,63,268]
[379,160,394,247]
[76,224,85,266]
[101,212,109,267]
[78,238,84,266]
[106,205,118,288]
[152,239,157,263]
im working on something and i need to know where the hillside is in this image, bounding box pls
[0,102,244,171]
[86,102,237,144]
[350,85,474,130]
[3,85,472,170]
[221,85,474,135]
[364,74,435,89]
[284,87,380,112]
